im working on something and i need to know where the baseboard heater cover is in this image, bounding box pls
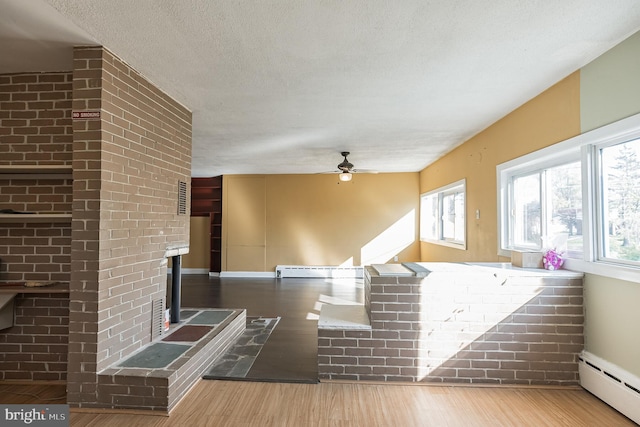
[276,265,363,279]
[579,351,640,424]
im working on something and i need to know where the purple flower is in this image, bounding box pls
[543,249,564,271]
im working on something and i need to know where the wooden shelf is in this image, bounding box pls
[0,282,69,294]
[0,213,72,223]
[0,165,73,179]
[0,282,70,330]
[191,177,223,273]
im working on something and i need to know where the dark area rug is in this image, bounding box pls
[203,316,280,380]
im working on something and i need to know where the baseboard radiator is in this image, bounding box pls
[275,265,363,279]
[579,351,640,424]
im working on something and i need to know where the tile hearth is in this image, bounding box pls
[96,308,246,413]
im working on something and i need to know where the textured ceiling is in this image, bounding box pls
[2,1,640,176]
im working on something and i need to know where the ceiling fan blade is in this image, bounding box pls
[352,168,379,174]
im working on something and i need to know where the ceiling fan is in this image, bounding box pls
[332,151,377,182]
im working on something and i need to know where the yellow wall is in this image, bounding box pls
[222,173,420,272]
[417,30,640,379]
[419,72,581,262]
[223,176,267,271]
[182,216,210,269]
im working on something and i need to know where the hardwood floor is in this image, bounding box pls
[0,380,635,426]
[1,276,636,425]
[0,383,67,404]
[179,275,364,382]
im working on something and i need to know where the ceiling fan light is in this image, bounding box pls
[339,172,352,182]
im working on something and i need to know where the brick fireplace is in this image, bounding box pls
[0,46,193,410]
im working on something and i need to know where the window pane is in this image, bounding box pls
[442,192,464,242]
[420,179,466,249]
[546,162,583,257]
[600,139,640,262]
[421,194,438,240]
[454,191,465,241]
[513,174,541,247]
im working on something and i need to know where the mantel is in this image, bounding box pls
[165,243,189,258]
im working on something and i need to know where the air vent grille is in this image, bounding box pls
[178,181,187,215]
[151,298,164,339]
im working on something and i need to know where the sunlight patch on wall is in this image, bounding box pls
[416,272,545,380]
[361,210,416,265]
[308,286,363,321]
[339,257,354,267]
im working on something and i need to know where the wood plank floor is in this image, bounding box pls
[2,381,634,426]
[0,383,67,404]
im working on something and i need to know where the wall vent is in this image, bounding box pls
[276,265,363,279]
[151,298,165,340]
[579,351,640,424]
[177,181,187,215]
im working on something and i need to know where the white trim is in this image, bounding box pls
[182,268,210,275]
[419,238,467,250]
[219,271,276,278]
[498,112,640,174]
[563,259,640,283]
[421,178,466,197]
[420,178,467,250]
[167,267,210,275]
[496,111,640,281]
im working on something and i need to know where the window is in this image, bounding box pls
[497,113,640,281]
[420,179,466,249]
[507,161,583,257]
[597,138,640,265]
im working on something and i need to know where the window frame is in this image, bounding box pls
[420,179,467,250]
[497,112,640,283]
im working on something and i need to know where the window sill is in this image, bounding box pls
[563,259,640,284]
[498,248,638,283]
[420,238,466,250]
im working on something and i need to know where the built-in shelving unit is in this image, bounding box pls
[210,212,222,272]
[0,282,70,330]
[0,165,73,223]
[0,213,72,223]
[0,165,73,179]
[0,282,70,294]
[191,176,223,273]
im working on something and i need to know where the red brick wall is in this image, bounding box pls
[67,46,192,408]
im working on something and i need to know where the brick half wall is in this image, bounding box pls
[318,264,584,385]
